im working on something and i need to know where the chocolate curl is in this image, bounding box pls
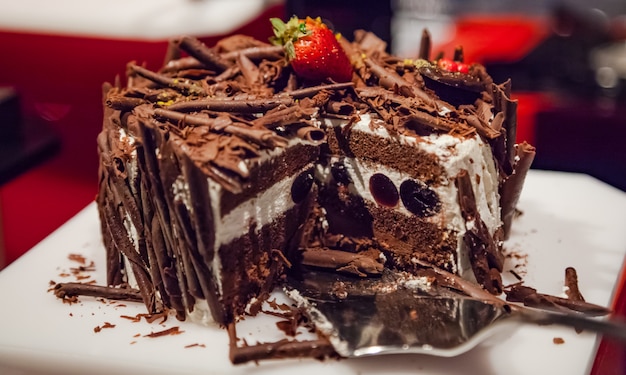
[418,29,431,60]
[300,248,384,277]
[505,284,610,316]
[106,95,148,111]
[500,142,536,239]
[413,259,510,309]
[152,108,288,149]
[251,103,316,129]
[296,126,326,143]
[167,97,293,113]
[175,36,231,72]
[127,63,203,95]
[286,82,355,100]
[160,56,204,74]
[220,45,284,61]
[54,282,144,302]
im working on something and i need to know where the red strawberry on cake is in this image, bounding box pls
[270,16,353,82]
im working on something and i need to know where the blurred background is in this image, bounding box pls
[0,0,625,372]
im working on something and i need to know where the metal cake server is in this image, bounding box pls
[284,268,626,358]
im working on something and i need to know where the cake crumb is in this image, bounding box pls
[553,337,565,345]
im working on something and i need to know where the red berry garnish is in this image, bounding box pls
[270,16,353,83]
[438,58,458,73]
[456,63,470,74]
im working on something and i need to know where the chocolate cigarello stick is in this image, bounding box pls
[106,96,148,111]
[175,36,231,72]
[285,82,355,99]
[220,45,284,61]
[127,63,202,95]
[167,97,294,113]
[54,282,144,302]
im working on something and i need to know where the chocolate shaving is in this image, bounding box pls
[94,322,116,333]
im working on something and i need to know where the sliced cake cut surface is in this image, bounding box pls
[96,22,534,327]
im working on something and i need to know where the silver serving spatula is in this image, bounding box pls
[284,268,626,358]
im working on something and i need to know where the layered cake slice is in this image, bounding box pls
[95,18,534,327]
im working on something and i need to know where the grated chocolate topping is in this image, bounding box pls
[104,31,521,194]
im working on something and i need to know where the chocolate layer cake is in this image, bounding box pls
[96,25,534,326]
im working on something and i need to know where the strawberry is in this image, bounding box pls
[270,16,352,83]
